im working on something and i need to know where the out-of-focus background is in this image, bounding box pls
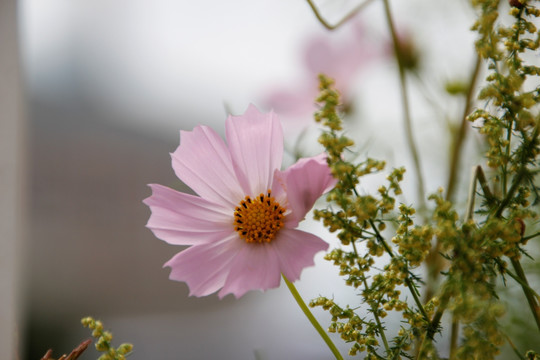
[1,0,483,359]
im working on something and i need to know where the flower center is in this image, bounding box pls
[234,190,285,244]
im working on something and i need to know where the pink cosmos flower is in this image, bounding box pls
[143,105,336,299]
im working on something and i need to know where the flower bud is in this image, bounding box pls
[509,0,524,8]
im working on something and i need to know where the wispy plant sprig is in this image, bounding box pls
[81,317,133,360]
[312,75,435,359]
[468,0,540,338]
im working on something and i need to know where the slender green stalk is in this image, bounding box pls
[523,231,540,242]
[446,54,482,202]
[510,258,540,334]
[415,335,428,360]
[487,122,540,334]
[464,165,496,221]
[446,165,495,352]
[494,258,540,299]
[282,274,344,360]
[369,219,430,324]
[449,319,459,359]
[502,122,513,197]
[362,278,391,355]
[354,239,391,356]
[305,0,377,30]
[503,332,526,360]
[475,165,496,206]
[494,121,540,218]
[405,277,430,323]
[424,55,482,306]
[382,0,426,212]
[465,166,480,222]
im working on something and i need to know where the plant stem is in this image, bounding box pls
[369,219,430,324]
[424,55,482,304]
[494,258,540,299]
[362,278,391,355]
[446,54,482,202]
[503,332,526,360]
[282,274,344,360]
[523,231,540,242]
[449,319,459,359]
[305,0,377,30]
[510,258,540,334]
[382,0,426,213]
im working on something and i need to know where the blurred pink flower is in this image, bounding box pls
[144,105,336,298]
[264,20,382,130]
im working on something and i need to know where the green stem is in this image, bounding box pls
[492,122,539,218]
[446,54,482,202]
[503,332,526,360]
[305,0,377,30]
[502,121,513,197]
[494,258,540,299]
[463,165,496,221]
[494,166,528,218]
[282,274,344,360]
[425,55,482,305]
[475,165,497,207]
[449,319,459,359]
[363,279,391,355]
[369,219,431,324]
[523,231,540,242]
[510,258,540,334]
[405,277,430,323]
[382,0,426,212]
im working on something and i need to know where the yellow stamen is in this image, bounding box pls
[234,190,285,243]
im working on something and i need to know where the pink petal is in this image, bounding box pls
[225,104,283,197]
[171,125,244,208]
[144,184,233,245]
[273,228,329,282]
[278,153,337,226]
[165,233,243,297]
[218,242,282,299]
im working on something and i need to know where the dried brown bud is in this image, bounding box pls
[515,218,526,237]
[509,0,524,8]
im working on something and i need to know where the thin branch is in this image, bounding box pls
[382,0,426,212]
[465,165,496,221]
[523,231,540,242]
[305,0,377,30]
[41,339,92,360]
[363,278,392,355]
[510,257,540,334]
[449,320,459,359]
[495,258,540,300]
[446,54,482,202]
[369,219,431,324]
[283,274,344,360]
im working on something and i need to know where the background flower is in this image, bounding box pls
[262,19,384,135]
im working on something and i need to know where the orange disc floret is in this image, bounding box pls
[234,190,285,243]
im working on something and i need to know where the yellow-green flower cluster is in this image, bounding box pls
[81,317,133,360]
[310,0,540,357]
[312,75,433,358]
[392,204,433,267]
[469,0,540,185]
